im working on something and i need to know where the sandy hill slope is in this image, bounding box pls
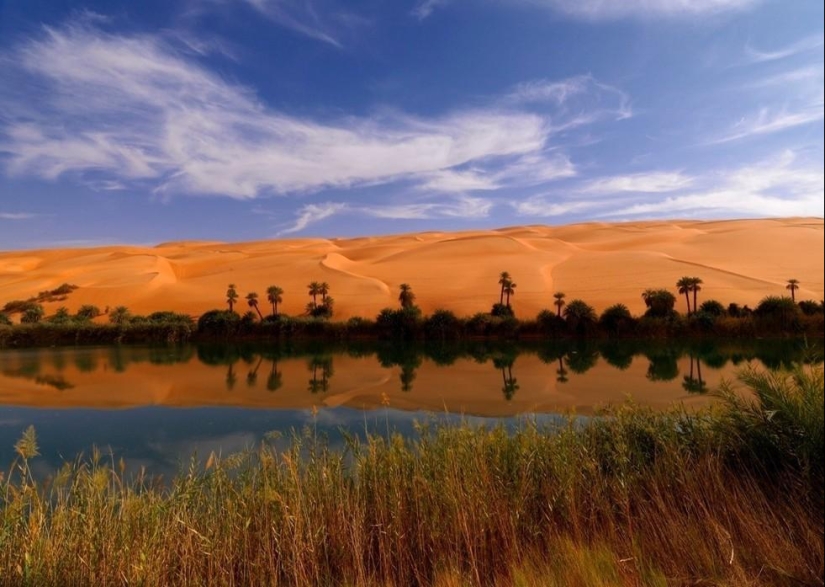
[1,218,822,320]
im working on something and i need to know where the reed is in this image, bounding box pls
[1,365,822,586]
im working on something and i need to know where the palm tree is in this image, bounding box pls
[319,282,330,303]
[676,276,693,315]
[553,292,566,318]
[308,282,321,309]
[641,288,656,308]
[398,283,416,309]
[498,272,511,305]
[503,281,517,307]
[226,284,238,312]
[266,286,284,317]
[246,292,263,320]
[690,277,703,314]
[786,278,800,302]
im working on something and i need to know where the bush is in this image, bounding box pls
[755,296,801,332]
[642,289,677,318]
[424,309,462,340]
[564,299,597,336]
[598,304,635,336]
[698,300,726,317]
[147,311,195,325]
[197,310,241,337]
[490,303,514,318]
[0,313,11,326]
[798,300,823,316]
[376,307,421,339]
[536,310,566,336]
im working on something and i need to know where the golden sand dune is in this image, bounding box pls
[0,218,822,320]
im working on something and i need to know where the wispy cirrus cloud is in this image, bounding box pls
[505,75,632,123]
[580,171,694,194]
[0,212,36,220]
[0,21,622,203]
[280,202,348,234]
[743,34,824,64]
[414,0,760,20]
[278,195,493,234]
[192,0,357,47]
[513,150,824,220]
[411,0,449,20]
[709,104,824,144]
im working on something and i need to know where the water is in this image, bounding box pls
[0,339,819,478]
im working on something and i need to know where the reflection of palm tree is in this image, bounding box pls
[308,356,334,393]
[681,354,708,394]
[556,357,568,383]
[493,355,519,400]
[501,365,519,401]
[246,356,263,387]
[267,360,283,392]
[226,362,237,390]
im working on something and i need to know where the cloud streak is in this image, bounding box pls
[278,195,493,234]
[0,22,624,202]
[415,0,760,20]
[513,151,824,220]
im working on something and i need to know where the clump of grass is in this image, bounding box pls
[1,366,822,586]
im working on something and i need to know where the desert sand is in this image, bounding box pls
[0,218,822,320]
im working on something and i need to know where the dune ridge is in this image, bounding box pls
[1,218,822,320]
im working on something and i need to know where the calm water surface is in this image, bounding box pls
[0,340,818,478]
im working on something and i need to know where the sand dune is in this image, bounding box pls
[0,218,822,320]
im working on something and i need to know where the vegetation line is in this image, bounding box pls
[1,276,822,347]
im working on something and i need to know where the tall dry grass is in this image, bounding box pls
[1,365,822,586]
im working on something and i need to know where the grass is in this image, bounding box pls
[0,365,822,586]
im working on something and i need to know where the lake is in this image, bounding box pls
[0,339,819,478]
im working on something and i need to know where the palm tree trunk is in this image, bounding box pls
[693,290,698,314]
[500,288,504,305]
[228,300,234,312]
[791,288,796,302]
[255,306,263,320]
[271,303,276,316]
[684,292,691,315]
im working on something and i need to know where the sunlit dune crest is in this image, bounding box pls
[0,218,822,319]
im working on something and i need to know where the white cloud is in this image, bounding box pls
[412,0,449,20]
[606,152,822,218]
[416,0,759,20]
[361,195,493,219]
[278,195,493,234]
[417,153,576,193]
[512,197,603,217]
[279,202,348,234]
[526,0,759,19]
[0,212,36,220]
[744,35,824,64]
[580,172,695,194]
[506,75,632,122]
[513,150,823,221]
[710,105,824,144]
[0,23,621,201]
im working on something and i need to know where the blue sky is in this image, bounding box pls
[0,0,822,248]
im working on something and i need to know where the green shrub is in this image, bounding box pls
[698,300,726,316]
[598,304,635,336]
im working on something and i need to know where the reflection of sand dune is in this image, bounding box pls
[0,349,726,416]
[0,218,821,319]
